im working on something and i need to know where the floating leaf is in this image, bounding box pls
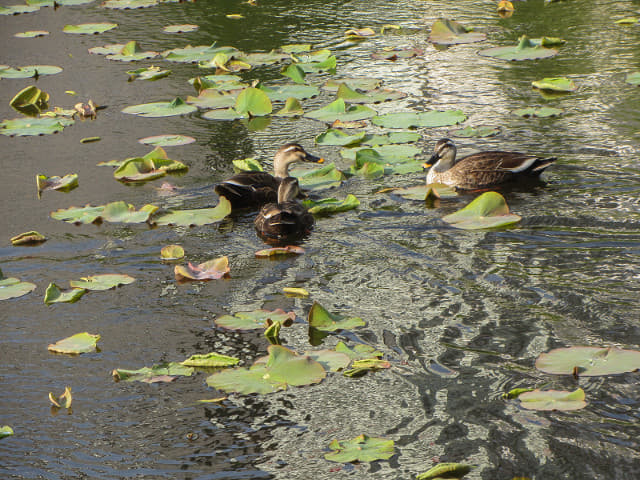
[48,386,72,409]
[0,426,14,439]
[205,345,326,394]
[113,363,194,382]
[43,283,86,304]
[259,84,319,102]
[15,30,49,38]
[101,202,159,223]
[80,136,101,144]
[416,462,473,480]
[335,341,383,361]
[174,257,230,281]
[161,245,184,260]
[122,97,196,117]
[532,77,577,92]
[281,64,306,84]
[88,43,126,55]
[529,36,566,47]
[232,157,263,172]
[478,35,558,61]
[162,44,240,64]
[0,4,40,15]
[113,147,188,182]
[305,349,350,372]
[344,27,375,39]
[393,183,457,201]
[303,195,360,215]
[48,332,100,354]
[428,19,486,45]
[10,85,49,116]
[343,358,391,377]
[305,98,376,123]
[201,108,246,120]
[361,131,421,145]
[36,173,78,197]
[138,134,195,146]
[536,346,640,376]
[50,204,104,224]
[187,89,238,109]
[325,434,395,463]
[502,387,536,400]
[308,302,365,331]
[234,87,272,116]
[103,0,158,8]
[342,144,421,163]
[625,72,640,86]
[336,83,406,104]
[255,246,305,257]
[322,78,382,92]
[316,129,366,146]
[215,309,295,330]
[240,51,291,66]
[181,352,239,368]
[371,46,424,61]
[519,388,587,411]
[497,0,514,16]
[154,197,231,226]
[290,162,345,190]
[0,270,36,301]
[372,110,466,129]
[63,23,118,35]
[442,192,521,229]
[281,44,311,54]
[614,17,638,25]
[163,24,198,33]
[70,274,135,291]
[512,107,562,118]
[106,41,158,61]
[226,13,244,19]
[283,287,309,297]
[273,97,304,116]
[11,231,46,246]
[0,65,61,79]
[451,126,500,137]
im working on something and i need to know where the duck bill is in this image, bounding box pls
[305,152,324,164]
[423,154,438,170]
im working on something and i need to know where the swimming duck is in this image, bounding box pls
[254,177,314,242]
[425,138,557,190]
[215,143,322,209]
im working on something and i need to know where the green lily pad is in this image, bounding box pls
[303,194,360,215]
[416,462,473,480]
[186,89,238,109]
[259,84,319,102]
[502,387,535,400]
[198,52,251,72]
[0,65,62,79]
[162,43,239,63]
[14,30,49,38]
[428,19,486,45]
[10,85,49,116]
[451,126,500,138]
[181,352,239,367]
[160,244,185,260]
[113,362,194,383]
[305,349,351,372]
[239,50,291,66]
[626,72,640,86]
[393,183,457,201]
[305,98,376,123]
[154,197,231,226]
[174,257,230,281]
[43,283,86,304]
[372,110,466,129]
[325,434,395,463]
[48,332,100,354]
[50,204,104,224]
[36,173,78,197]
[103,0,158,8]
[63,23,118,35]
[138,134,195,146]
[478,35,558,61]
[201,108,246,120]
[281,64,306,84]
[215,309,295,330]
[0,270,36,301]
[361,131,421,145]
[113,147,188,182]
[255,246,305,257]
[532,77,577,92]
[442,192,521,229]
[281,44,311,54]
[189,75,244,93]
[535,346,640,376]
[297,56,337,74]
[529,36,566,47]
[274,97,304,116]
[106,41,158,61]
[102,202,159,223]
[0,117,73,137]
[322,78,382,92]
[308,301,365,331]
[513,107,562,118]
[0,4,40,15]
[10,231,46,245]
[519,388,587,411]
[343,145,423,176]
[0,426,14,439]
[343,358,391,377]
[163,24,199,33]
[69,273,135,291]
[88,44,126,55]
[205,345,326,394]
[336,83,406,104]
[290,162,345,190]
[335,341,383,361]
[283,287,309,297]
[232,157,263,172]
[344,27,376,39]
[371,47,424,60]
[122,97,196,117]
[316,129,367,146]
[235,87,272,116]
[614,17,638,25]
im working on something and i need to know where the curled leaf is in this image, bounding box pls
[174,256,229,281]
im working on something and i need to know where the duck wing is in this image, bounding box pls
[215,172,280,209]
[458,151,556,173]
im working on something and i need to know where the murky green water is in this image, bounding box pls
[2,0,640,478]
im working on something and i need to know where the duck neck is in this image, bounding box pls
[273,157,294,178]
[432,148,457,173]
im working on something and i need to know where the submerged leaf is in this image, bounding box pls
[442,192,521,229]
[336,83,406,104]
[103,0,158,8]
[48,332,100,354]
[535,346,640,376]
[625,72,640,86]
[335,341,383,361]
[393,183,457,201]
[174,257,229,281]
[429,19,486,45]
[519,388,587,411]
[451,126,500,138]
[325,434,395,463]
[163,24,199,33]
[138,134,195,146]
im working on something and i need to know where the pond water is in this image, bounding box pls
[2,0,640,478]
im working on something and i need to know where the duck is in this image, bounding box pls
[215,143,323,209]
[254,177,314,242]
[425,138,557,190]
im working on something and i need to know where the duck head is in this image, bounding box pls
[273,143,323,178]
[427,138,457,173]
[277,176,302,204]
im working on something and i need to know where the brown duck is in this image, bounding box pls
[215,143,322,209]
[426,138,557,190]
[254,177,314,242]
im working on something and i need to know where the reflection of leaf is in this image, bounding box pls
[48,332,100,354]
[429,19,486,45]
[536,346,640,376]
[205,345,326,394]
[43,283,86,304]
[154,197,231,226]
[519,388,587,411]
[174,257,230,281]
[393,183,457,201]
[417,463,473,480]
[478,35,558,61]
[325,434,395,463]
[442,192,521,230]
[215,309,295,330]
[70,274,135,291]
[255,246,305,257]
